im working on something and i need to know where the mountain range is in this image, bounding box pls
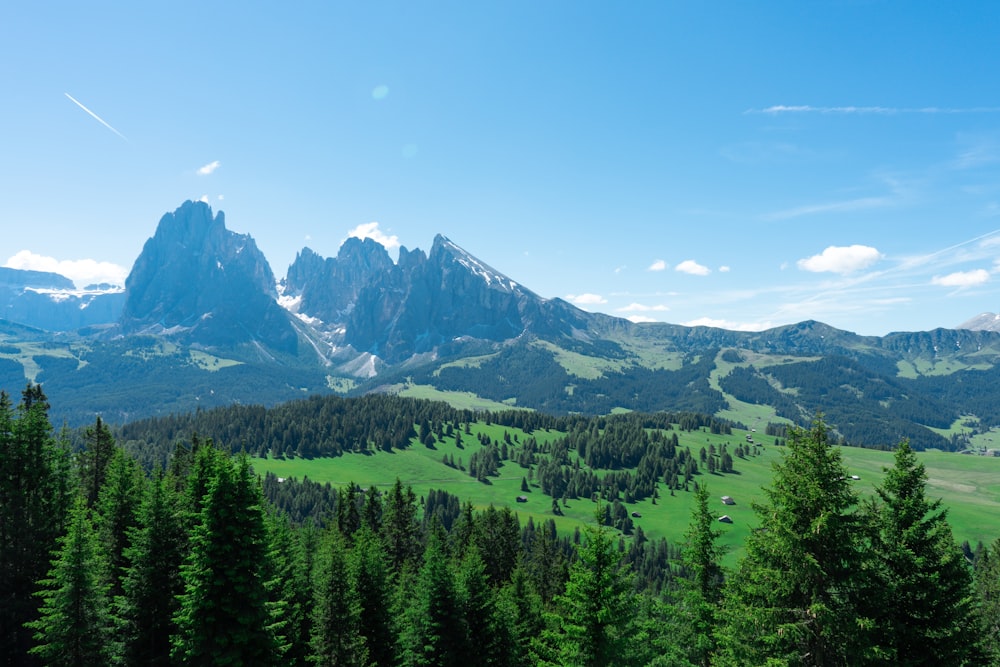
[5,199,1000,451]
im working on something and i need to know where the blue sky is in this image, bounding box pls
[3,2,1000,336]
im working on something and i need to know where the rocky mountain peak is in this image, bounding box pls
[284,235,395,325]
[956,312,1000,332]
[120,200,297,353]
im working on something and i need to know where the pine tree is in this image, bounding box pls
[310,528,365,666]
[675,482,724,666]
[172,453,280,665]
[975,538,1000,665]
[382,478,422,574]
[457,546,501,665]
[26,497,111,667]
[272,516,317,667]
[536,516,637,667]
[863,440,981,665]
[94,447,145,600]
[400,530,467,667]
[715,417,872,666]
[349,526,396,667]
[117,469,186,667]
[0,385,74,665]
[497,563,545,667]
[79,416,116,508]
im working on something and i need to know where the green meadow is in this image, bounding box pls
[253,422,1000,566]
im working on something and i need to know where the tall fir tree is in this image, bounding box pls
[117,469,187,667]
[78,416,116,509]
[0,385,74,665]
[310,527,365,666]
[172,453,280,665]
[674,482,724,667]
[400,529,467,667]
[349,526,397,667]
[456,546,505,666]
[715,417,873,666]
[863,440,981,665]
[535,516,637,667]
[94,447,145,601]
[271,516,318,667]
[26,497,111,667]
[975,538,1000,665]
[381,478,422,574]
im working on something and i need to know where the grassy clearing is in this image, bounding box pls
[189,350,242,371]
[252,423,1000,567]
[397,383,523,411]
[0,341,85,382]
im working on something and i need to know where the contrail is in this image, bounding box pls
[64,93,129,142]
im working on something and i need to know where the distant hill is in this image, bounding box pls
[4,200,1000,451]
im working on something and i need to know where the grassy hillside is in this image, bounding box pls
[252,420,1000,566]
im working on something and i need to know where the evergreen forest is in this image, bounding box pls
[4,383,1000,666]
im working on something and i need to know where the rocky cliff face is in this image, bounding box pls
[287,233,594,363]
[120,200,299,353]
[284,237,395,323]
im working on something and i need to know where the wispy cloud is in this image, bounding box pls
[64,93,128,142]
[346,222,400,251]
[5,250,128,287]
[748,105,1000,115]
[198,160,221,175]
[648,259,667,272]
[931,269,990,287]
[675,260,710,276]
[764,196,891,221]
[798,245,883,274]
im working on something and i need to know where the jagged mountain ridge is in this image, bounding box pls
[6,200,1000,449]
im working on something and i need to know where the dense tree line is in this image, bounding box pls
[720,357,956,450]
[421,345,728,415]
[6,386,1000,665]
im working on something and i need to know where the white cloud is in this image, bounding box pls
[682,316,773,332]
[931,269,990,287]
[648,259,667,272]
[566,293,607,306]
[5,250,128,287]
[616,303,669,312]
[675,260,710,276]
[719,265,731,273]
[797,245,882,274]
[627,315,657,323]
[346,222,401,251]
[198,160,221,176]
[198,194,209,204]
